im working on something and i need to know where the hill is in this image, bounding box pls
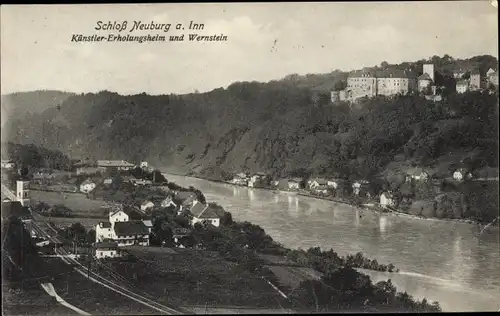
[1,90,75,129]
[1,54,498,181]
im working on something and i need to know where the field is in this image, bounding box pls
[45,216,102,230]
[31,190,113,218]
[39,257,160,315]
[2,283,75,316]
[104,247,288,310]
[264,265,322,294]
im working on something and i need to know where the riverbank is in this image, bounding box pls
[164,171,491,228]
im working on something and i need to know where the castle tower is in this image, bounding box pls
[16,180,30,207]
[423,64,435,82]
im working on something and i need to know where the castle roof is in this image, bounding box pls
[418,73,432,81]
[348,68,416,79]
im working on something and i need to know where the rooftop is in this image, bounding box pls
[97,160,136,168]
[190,203,219,219]
[113,220,149,236]
[348,68,416,79]
[110,205,144,220]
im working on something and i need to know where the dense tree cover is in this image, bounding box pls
[286,248,398,274]
[1,142,72,171]
[1,90,74,126]
[289,267,441,312]
[33,203,73,218]
[4,88,497,183]
[4,55,498,183]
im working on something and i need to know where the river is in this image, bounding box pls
[164,174,500,312]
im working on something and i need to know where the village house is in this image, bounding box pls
[230,172,248,186]
[174,191,198,215]
[79,179,96,194]
[453,168,472,182]
[95,205,151,246]
[352,180,370,196]
[140,200,155,212]
[97,160,136,172]
[327,178,345,189]
[103,178,113,185]
[308,178,328,190]
[94,241,122,259]
[160,196,177,208]
[1,159,16,170]
[380,191,395,208]
[248,172,267,188]
[453,67,484,92]
[487,68,499,86]
[456,79,469,94]
[330,90,347,103]
[405,168,429,182]
[189,201,221,227]
[32,170,54,184]
[140,161,148,169]
[314,185,329,195]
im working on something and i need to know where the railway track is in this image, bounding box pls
[30,215,185,315]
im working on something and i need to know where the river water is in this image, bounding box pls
[164,174,500,312]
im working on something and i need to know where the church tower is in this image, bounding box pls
[423,64,435,82]
[16,180,30,207]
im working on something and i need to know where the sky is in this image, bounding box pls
[1,2,498,95]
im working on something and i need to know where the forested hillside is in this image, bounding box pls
[1,90,75,129]
[2,55,498,181]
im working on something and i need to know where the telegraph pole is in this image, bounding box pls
[87,255,91,279]
[21,224,24,290]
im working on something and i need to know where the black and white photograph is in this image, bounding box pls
[1,2,499,314]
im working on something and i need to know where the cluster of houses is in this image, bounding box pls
[76,159,154,176]
[94,190,224,258]
[94,204,153,259]
[77,160,156,194]
[230,172,372,196]
[331,63,499,104]
[229,165,491,211]
[142,191,221,228]
[1,159,16,170]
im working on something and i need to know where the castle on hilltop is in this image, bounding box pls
[331,64,436,103]
[331,62,498,104]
